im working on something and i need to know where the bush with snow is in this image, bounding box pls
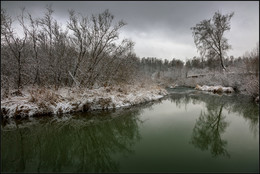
[195,85,234,93]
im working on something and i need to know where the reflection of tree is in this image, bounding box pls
[15,120,25,172]
[190,104,230,158]
[1,106,144,173]
[168,88,259,137]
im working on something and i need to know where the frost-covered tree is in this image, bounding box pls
[67,9,130,87]
[1,8,28,89]
[1,6,140,90]
[191,11,234,71]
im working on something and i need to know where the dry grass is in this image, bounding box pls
[98,97,112,110]
[116,85,128,95]
[11,90,23,97]
[195,84,201,90]
[29,87,61,107]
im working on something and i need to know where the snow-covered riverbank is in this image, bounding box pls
[1,85,168,119]
[195,85,234,93]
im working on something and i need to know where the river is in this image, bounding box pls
[1,87,259,172]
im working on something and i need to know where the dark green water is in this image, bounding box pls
[1,87,259,172]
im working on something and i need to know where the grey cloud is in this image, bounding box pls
[1,1,259,61]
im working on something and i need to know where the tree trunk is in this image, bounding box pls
[33,42,40,85]
[34,66,40,85]
[18,51,22,89]
[219,53,226,71]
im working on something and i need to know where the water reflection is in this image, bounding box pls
[1,105,150,173]
[168,88,259,158]
[168,89,259,136]
[190,104,230,158]
[1,88,258,172]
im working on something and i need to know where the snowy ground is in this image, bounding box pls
[195,85,234,93]
[1,85,168,119]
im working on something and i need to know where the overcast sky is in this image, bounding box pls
[2,1,259,61]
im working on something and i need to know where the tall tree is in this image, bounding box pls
[67,9,127,87]
[1,8,28,89]
[191,11,234,71]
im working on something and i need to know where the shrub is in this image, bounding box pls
[216,87,223,94]
[246,78,259,98]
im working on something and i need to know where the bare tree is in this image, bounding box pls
[67,9,90,80]
[1,8,28,89]
[99,39,136,85]
[67,9,127,87]
[19,11,41,85]
[38,4,56,84]
[52,20,71,87]
[191,11,234,71]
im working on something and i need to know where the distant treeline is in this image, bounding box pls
[139,53,259,76]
